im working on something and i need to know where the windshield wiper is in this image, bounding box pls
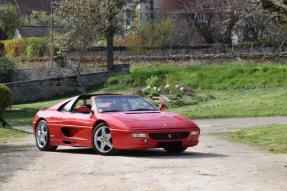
[128,108,156,111]
[100,110,121,113]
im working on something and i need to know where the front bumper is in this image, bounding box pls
[110,128,200,150]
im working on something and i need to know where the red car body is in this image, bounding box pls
[32,94,200,154]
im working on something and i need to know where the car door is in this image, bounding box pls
[60,98,93,146]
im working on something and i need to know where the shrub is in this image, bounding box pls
[0,57,15,82]
[0,84,13,128]
[145,76,160,88]
[26,37,47,57]
[126,19,176,51]
[0,84,13,110]
[2,39,26,57]
[0,4,21,39]
[107,74,132,86]
[0,42,4,56]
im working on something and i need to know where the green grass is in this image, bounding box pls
[4,62,287,126]
[171,88,287,119]
[3,98,65,126]
[0,128,27,144]
[225,125,287,154]
[110,62,287,90]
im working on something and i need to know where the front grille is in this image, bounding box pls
[158,141,182,148]
[149,132,189,140]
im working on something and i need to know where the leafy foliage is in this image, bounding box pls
[0,84,13,110]
[26,37,47,58]
[1,39,26,57]
[0,4,21,39]
[0,57,15,82]
[57,0,127,70]
[30,11,49,26]
[126,19,175,50]
[0,84,13,128]
[0,42,4,56]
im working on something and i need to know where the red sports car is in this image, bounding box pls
[32,94,200,155]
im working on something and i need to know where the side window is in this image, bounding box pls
[62,99,76,112]
[72,98,92,112]
[61,98,92,113]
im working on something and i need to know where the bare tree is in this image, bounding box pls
[261,0,287,12]
[57,0,100,93]
[57,0,127,92]
[172,0,240,44]
[234,0,287,54]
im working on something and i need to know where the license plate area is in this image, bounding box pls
[157,141,182,148]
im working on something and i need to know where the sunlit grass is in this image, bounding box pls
[224,125,287,154]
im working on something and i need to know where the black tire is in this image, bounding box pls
[92,123,117,156]
[35,120,58,151]
[163,146,187,154]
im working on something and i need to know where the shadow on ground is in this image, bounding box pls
[0,143,41,189]
[56,148,228,159]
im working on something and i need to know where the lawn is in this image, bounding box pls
[3,98,65,126]
[171,88,287,119]
[224,125,287,154]
[0,128,27,144]
[3,62,287,126]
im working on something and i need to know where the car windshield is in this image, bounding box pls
[94,96,157,113]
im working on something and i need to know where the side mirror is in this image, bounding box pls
[75,105,92,114]
[159,103,167,111]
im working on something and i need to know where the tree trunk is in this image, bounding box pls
[106,33,114,71]
[150,0,154,21]
[76,50,86,94]
[0,112,10,128]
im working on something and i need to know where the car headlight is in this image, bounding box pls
[132,133,147,138]
[190,130,200,136]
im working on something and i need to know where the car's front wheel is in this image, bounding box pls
[92,123,116,155]
[35,120,58,151]
[163,146,187,154]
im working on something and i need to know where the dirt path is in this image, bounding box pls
[1,117,287,191]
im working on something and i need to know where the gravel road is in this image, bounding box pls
[1,117,287,191]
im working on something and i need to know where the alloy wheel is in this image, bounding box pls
[93,125,113,154]
[36,122,48,148]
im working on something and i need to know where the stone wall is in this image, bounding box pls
[68,53,287,67]
[17,57,59,69]
[7,67,106,82]
[5,64,129,104]
[17,46,287,70]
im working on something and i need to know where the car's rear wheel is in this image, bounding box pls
[35,120,58,151]
[92,123,116,155]
[163,146,187,154]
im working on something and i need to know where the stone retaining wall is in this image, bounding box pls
[5,64,129,104]
[17,51,287,71]
[7,67,106,82]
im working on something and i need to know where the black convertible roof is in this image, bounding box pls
[78,94,123,99]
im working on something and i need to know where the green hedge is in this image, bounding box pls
[26,37,46,57]
[0,84,13,111]
[1,38,47,58]
[0,57,15,82]
[0,84,13,127]
[1,39,27,57]
[0,42,4,56]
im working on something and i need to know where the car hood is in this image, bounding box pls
[100,111,198,130]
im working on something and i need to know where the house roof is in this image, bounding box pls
[8,0,51,15]
[17,26,49,38]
